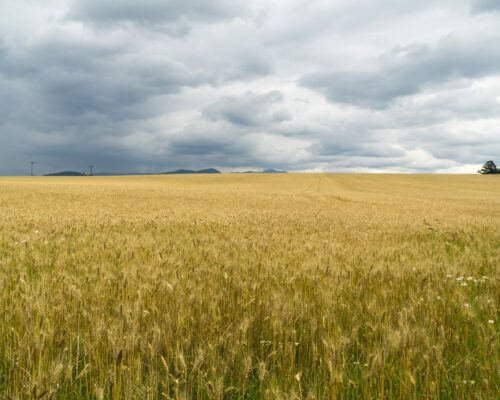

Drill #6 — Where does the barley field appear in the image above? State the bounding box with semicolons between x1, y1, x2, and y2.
0;174;498;399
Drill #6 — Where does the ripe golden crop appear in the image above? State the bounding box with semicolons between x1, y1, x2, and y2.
0;174;498;399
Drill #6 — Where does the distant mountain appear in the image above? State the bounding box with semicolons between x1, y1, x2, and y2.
232;168;288;174
45;171;86;176
162;168;221;175
93;169;221;176
197;168;220;174
94;172;154;176
40;168;282;176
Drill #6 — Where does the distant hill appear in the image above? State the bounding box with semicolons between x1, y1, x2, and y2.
94;172;154;176
40;168;284;176
84;169;221;176
45;171;86;176
162;168;221;175
233;169;288;174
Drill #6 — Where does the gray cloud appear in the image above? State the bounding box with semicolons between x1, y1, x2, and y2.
301;36;500;108
472;0;500;13
1;0;500;174
203;91;291;127
160;132;256;171
0;33;202;138
0;12;272;129
70;0;249;27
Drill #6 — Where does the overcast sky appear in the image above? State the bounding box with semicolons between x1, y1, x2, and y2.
1;0;499;174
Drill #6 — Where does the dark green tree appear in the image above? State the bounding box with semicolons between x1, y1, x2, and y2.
478;160;498;174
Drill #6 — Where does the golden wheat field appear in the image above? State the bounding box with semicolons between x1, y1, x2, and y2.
0;174;498;399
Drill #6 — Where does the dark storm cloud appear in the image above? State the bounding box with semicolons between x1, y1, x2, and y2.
0;11;272;174
300;36;500;108
164;92;296;168
203;91;291;127
167;134;255;167
0;19;272;129
163;125;259;170
0;31;205;125
0;29;202;173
